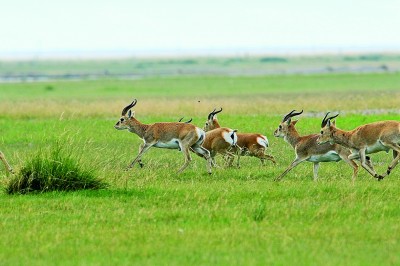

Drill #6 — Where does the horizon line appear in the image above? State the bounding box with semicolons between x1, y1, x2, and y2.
1;46;400;60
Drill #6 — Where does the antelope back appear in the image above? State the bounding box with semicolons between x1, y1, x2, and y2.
203;127;237;151
237;133;269;148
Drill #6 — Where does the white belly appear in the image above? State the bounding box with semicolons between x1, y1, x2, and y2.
307;151;341;162
366;141;390;154
154;139;181;149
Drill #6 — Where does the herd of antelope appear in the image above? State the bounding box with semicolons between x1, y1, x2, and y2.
1;99;399;182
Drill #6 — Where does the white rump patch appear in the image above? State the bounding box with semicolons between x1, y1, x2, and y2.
195;127;206;145
257;136;269;148
222;130;237;146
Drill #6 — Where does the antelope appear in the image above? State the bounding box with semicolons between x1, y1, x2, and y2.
204;108;275;167
0;150;14;174
317;112;400;180
202;127;238;167
114;99;213;174
177;112;238;167
274;110;358;181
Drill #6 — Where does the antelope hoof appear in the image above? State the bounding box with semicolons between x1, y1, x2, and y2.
139;162;144;168
378;175;384;181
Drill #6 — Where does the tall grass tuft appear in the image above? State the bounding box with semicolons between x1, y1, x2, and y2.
252;202;267;222
6;143;107;194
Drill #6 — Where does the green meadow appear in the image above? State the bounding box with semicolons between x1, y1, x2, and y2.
1;72;400;265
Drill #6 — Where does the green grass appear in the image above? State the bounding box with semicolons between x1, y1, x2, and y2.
6;142;107;194
1;72;400;265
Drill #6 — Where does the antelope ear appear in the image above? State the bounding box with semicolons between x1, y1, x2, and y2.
286;118;291;125
331;120;336;126
327;119;331;127
128;110;134;118
292;120;298;125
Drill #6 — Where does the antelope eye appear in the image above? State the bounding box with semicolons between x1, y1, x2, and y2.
120;118;124;122
279;125;282;129
320;131;323;134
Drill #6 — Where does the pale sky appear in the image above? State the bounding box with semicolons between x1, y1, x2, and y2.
1;0;400;57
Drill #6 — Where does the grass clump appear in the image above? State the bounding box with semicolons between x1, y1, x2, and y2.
6;144;107;194
252;201;267;222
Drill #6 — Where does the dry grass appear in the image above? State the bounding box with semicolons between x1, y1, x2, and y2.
1;90;399;119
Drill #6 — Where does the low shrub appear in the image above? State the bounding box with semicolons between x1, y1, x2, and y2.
6;145;107;194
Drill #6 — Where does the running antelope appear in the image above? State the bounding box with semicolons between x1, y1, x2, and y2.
178;111;238;167
0;151;14;174
114;99;213;174
202;127;238;167
204;108;275;167
274;110;358;181
317;112;400;180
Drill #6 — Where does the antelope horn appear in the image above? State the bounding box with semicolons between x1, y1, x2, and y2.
321;112;330;127
321;112;339;127
207;109;216;120
208;107;223;120
213;107;223;116
121;99;137;116
178;117;193;123
282;110;303;122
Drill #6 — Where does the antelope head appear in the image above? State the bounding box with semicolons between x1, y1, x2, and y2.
114;99;137;130
204;108;222;131
317;112;339;145
274;110;303;138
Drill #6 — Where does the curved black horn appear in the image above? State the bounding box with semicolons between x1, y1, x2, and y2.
282;109;303;122
329;113;339;120
121;99;137;116
292;110;303;117
321;112;331;127
207;109;216;120
328;113;339;123
213;107;223;116
178;117;193;123
282;110;295;122
207;107;223;120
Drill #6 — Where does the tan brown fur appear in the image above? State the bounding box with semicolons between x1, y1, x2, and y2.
202;127;238;166
274;110;358;181
204;108;275;167
318;115;400;180
115;100;213;174
0;150;14;174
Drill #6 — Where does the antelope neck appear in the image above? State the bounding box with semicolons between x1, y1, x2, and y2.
285;127;301;148
331;128;351;147
128;118;149;137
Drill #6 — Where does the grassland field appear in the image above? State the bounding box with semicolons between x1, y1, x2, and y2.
1;72;400;265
